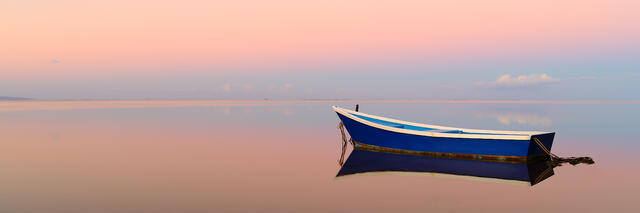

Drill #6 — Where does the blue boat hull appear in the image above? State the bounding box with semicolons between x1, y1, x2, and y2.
336;113;554;162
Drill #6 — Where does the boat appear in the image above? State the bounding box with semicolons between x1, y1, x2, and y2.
336;148;554;186
333;106;555;163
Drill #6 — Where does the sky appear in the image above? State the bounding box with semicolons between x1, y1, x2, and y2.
1;0;639;100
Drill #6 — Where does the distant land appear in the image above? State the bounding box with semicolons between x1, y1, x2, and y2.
0;96;31;100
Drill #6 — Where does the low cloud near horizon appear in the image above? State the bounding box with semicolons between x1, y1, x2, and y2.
475;73;559;88
217;82;293;94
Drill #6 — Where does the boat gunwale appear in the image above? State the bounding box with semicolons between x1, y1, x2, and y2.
333;106;551;140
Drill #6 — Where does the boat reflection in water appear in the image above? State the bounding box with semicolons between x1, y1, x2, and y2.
337;148;555;186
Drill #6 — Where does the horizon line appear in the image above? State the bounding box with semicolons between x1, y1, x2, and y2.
3;99;639;104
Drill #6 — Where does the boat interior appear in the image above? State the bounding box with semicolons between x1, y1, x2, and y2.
340;108;537;136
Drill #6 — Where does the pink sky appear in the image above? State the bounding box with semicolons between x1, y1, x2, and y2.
2;0;639;75
1;1;639;100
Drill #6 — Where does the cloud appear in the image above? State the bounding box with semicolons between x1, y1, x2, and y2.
268;83;294;93
241;84;254;92
576;76;597;80
495;113;552;127
221;83;231;92
438;84;459;89
218;83;254;93
477;112;552;127
50;59;60;63
476;73;559;88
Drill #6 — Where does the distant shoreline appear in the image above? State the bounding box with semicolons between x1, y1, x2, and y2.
0;96;31;100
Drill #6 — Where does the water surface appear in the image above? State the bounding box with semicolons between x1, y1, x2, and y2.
1;100;637;212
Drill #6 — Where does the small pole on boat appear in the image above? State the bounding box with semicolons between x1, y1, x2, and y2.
355;104;359;112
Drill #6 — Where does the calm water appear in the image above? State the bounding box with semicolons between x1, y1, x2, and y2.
1;100;638;212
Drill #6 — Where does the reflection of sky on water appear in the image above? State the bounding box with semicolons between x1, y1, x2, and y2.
476;112;553;127
0;101;638;212
496;113;552;126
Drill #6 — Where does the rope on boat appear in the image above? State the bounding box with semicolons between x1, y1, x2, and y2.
533;137;594;166
338;121;354;166
533;137;559;158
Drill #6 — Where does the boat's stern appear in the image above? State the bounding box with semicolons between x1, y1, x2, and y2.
527;132;556;160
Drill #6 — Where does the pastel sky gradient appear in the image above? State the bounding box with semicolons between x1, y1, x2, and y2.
1;0;639;100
